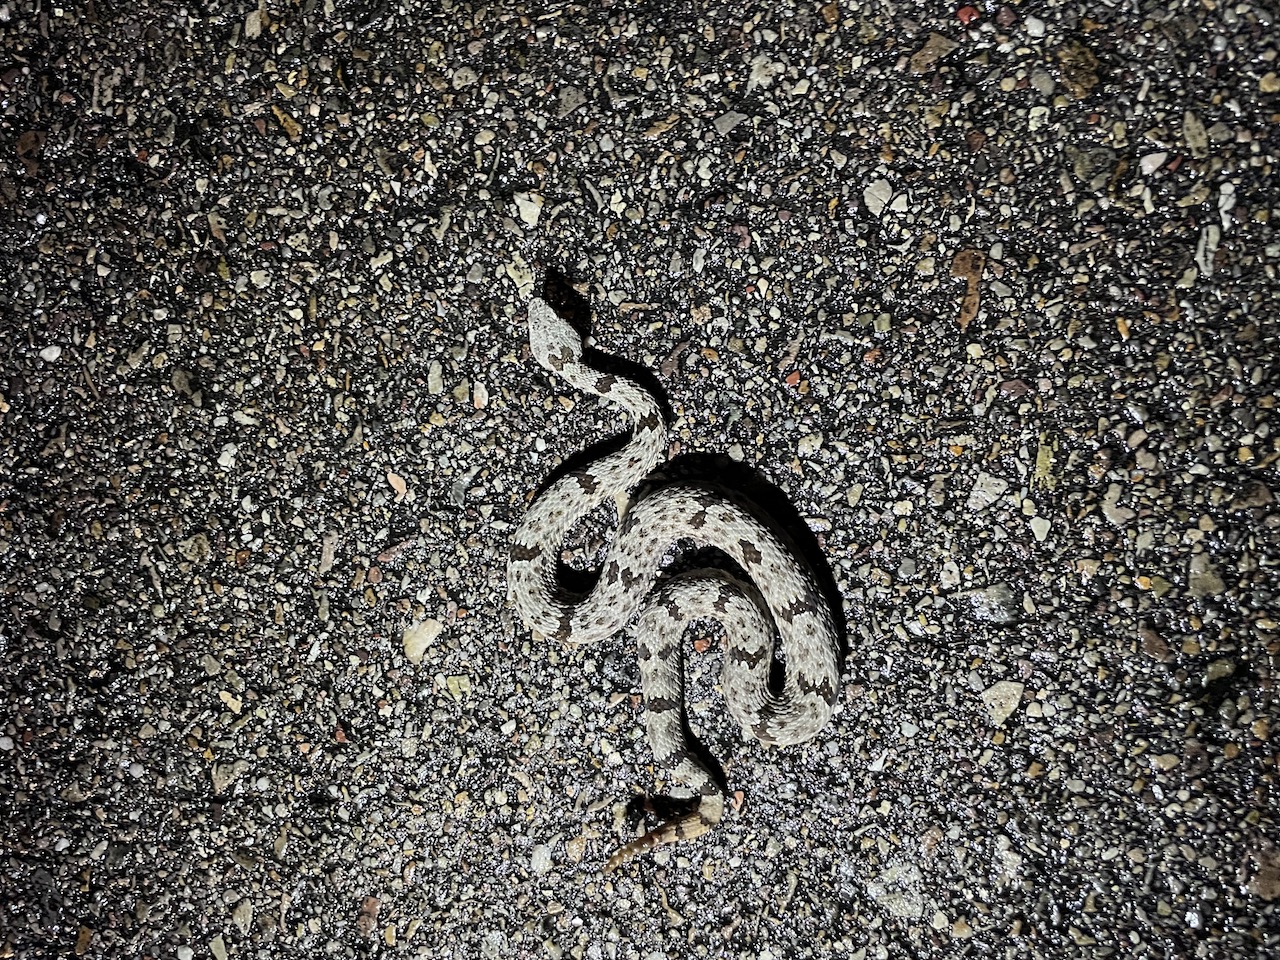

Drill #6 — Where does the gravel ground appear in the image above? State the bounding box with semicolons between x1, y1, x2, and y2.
2;1;1278;957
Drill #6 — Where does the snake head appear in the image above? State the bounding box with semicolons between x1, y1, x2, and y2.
527;296;583;371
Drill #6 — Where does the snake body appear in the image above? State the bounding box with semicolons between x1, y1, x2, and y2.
507;296;840;870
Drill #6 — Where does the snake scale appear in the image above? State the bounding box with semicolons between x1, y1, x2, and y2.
507;296;840;870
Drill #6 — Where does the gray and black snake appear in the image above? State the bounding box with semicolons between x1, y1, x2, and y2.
507;296;840;870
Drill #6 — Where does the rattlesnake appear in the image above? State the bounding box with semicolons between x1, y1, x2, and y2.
507;296;840;870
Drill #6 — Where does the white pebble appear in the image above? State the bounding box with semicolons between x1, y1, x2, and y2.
514;192;543;227
966;472;1010;511
530;843;554;875
1029;515;1051;542
403;618;444;665
863;178;893;217
981;681;1025;726
1140;152;1168;175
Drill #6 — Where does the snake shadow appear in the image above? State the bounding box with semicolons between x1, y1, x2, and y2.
651;450;851;667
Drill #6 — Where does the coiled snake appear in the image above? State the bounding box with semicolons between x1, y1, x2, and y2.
507;296;840;870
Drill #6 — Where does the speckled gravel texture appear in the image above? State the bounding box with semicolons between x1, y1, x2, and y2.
3;1;1279;957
